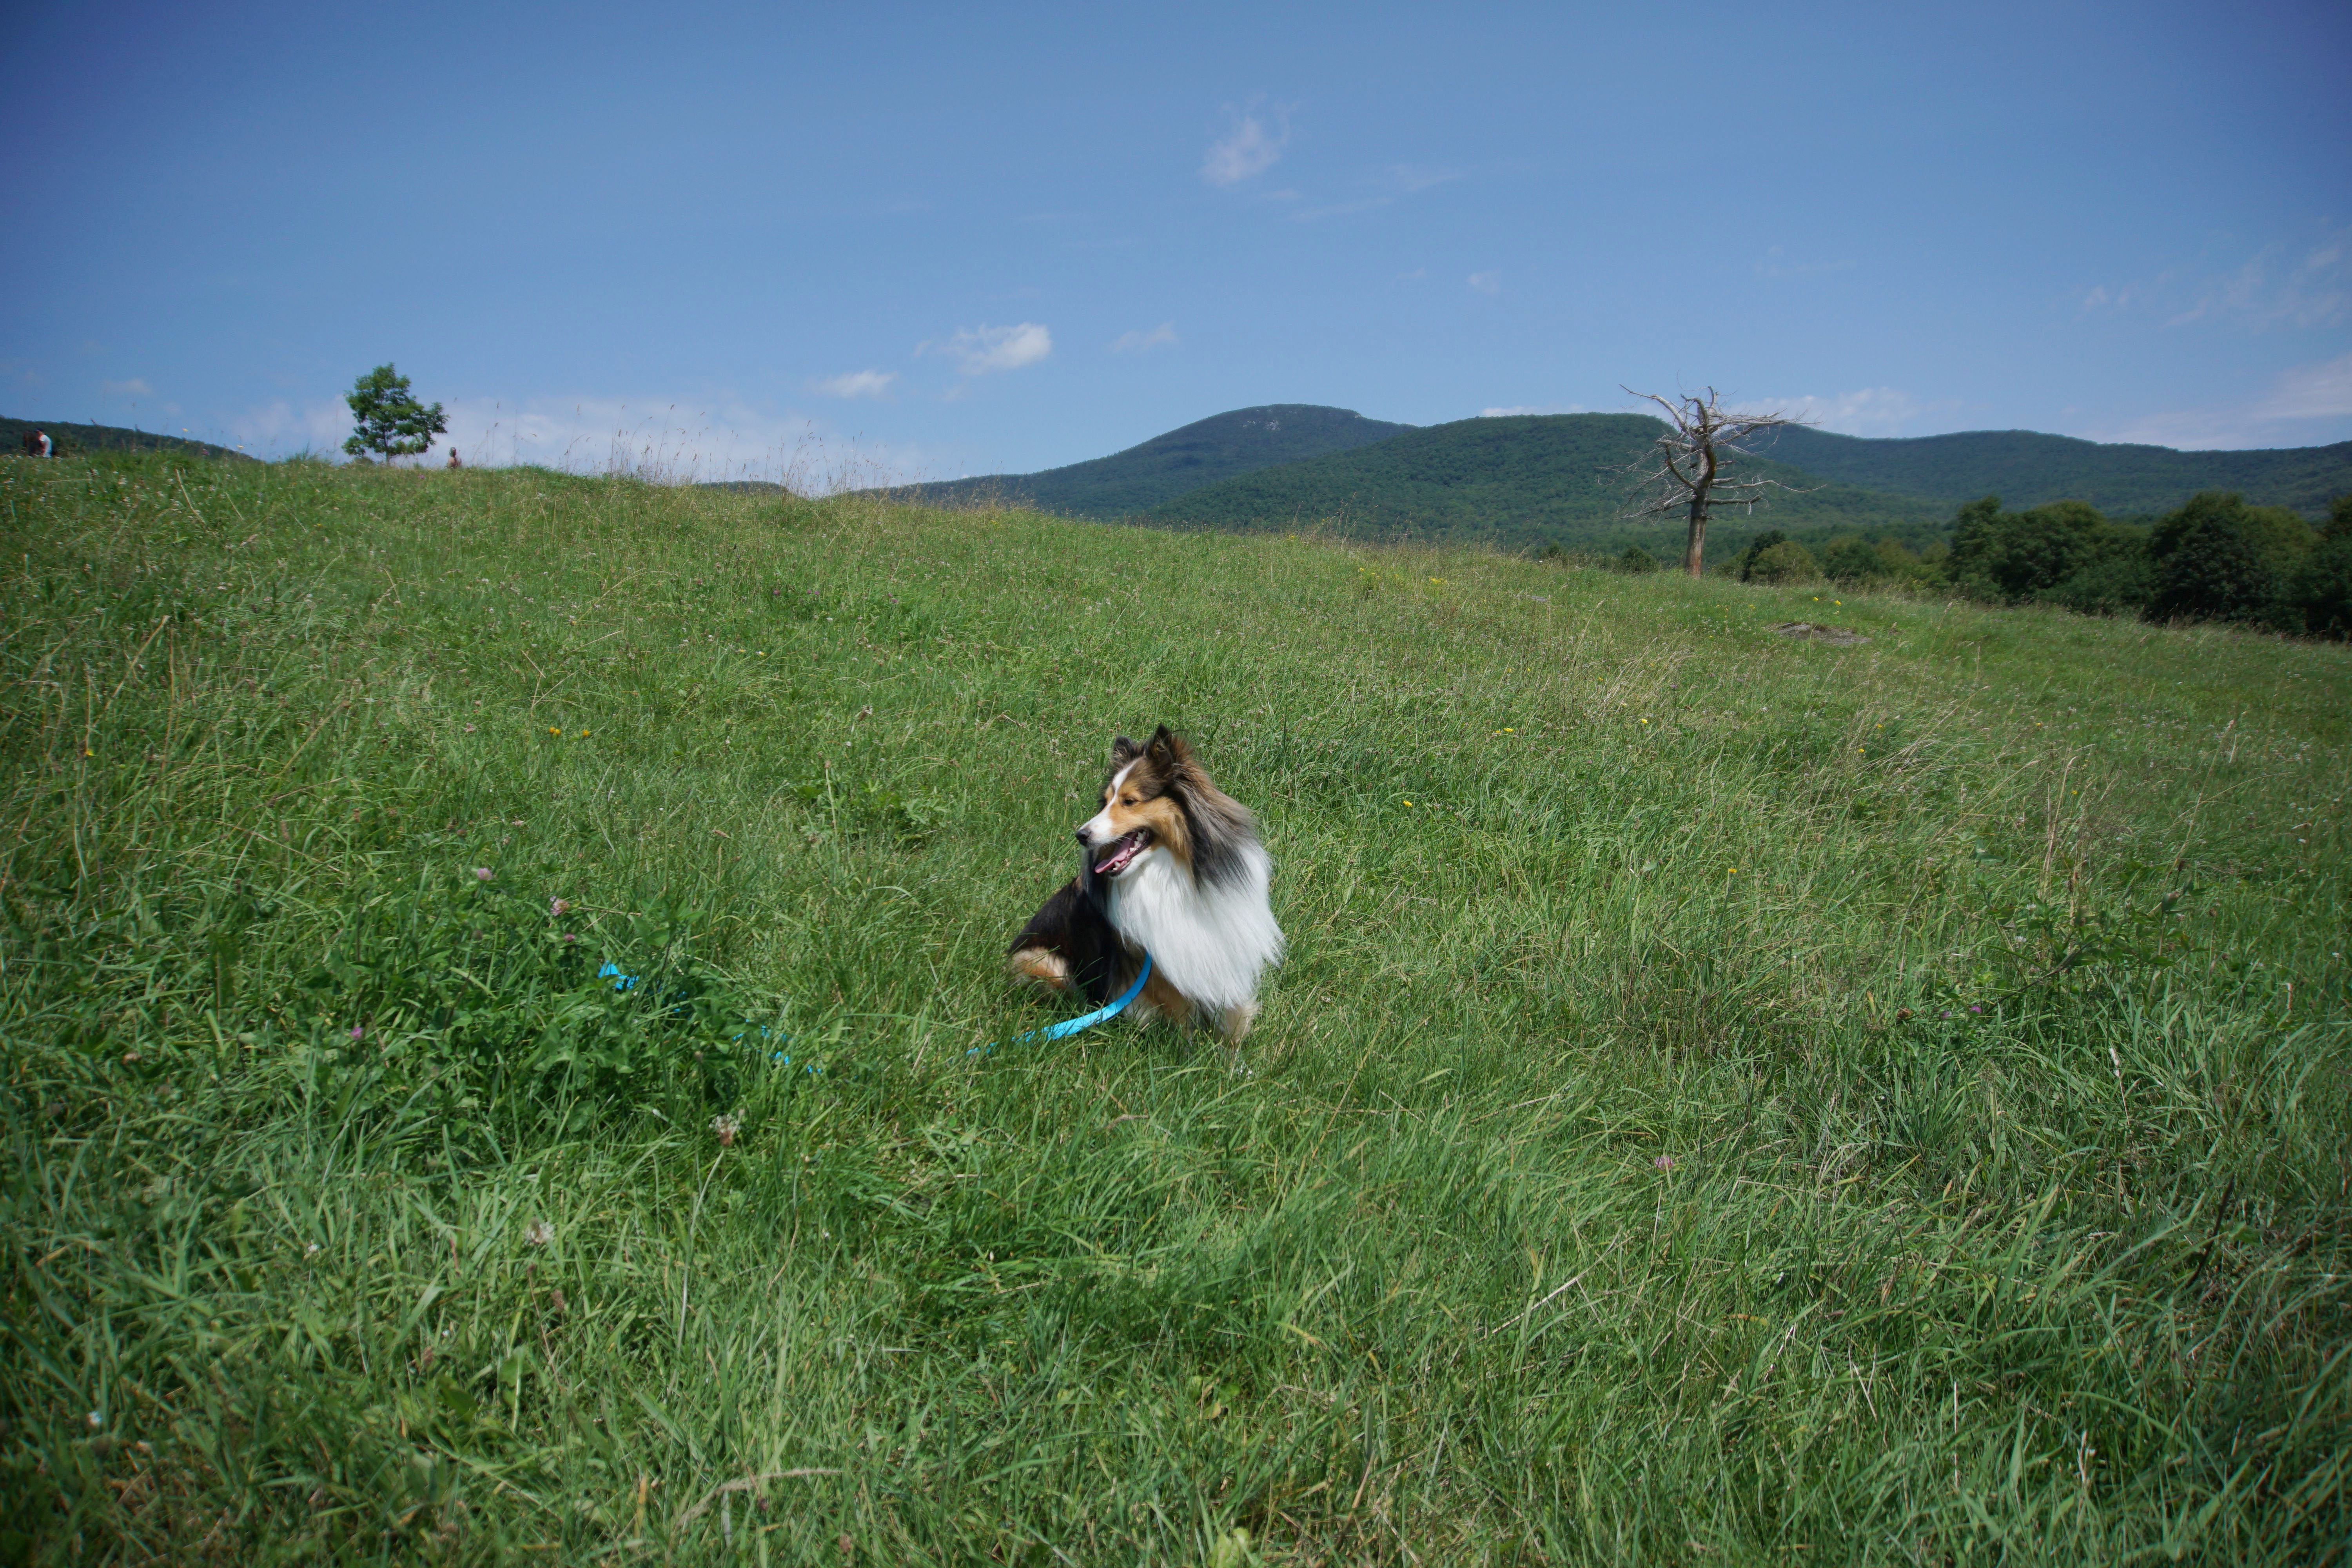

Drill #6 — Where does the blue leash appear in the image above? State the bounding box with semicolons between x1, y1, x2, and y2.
970;953;1154;1058
599;960;816;1073
595;948;1151;1070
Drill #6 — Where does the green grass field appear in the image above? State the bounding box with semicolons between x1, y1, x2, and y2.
3;453;2347;1565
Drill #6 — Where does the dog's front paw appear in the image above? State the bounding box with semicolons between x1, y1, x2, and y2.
1009;947;1072;991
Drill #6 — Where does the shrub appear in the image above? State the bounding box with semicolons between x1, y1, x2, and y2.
2149;489;2316;577
1945;496;2005;588
1819;536;1884;583
2147;516;2272;624
2290;535;2352;638
2040;548;2154;616
2287;494;2352;637
1615;544;1658;574
1874;537;1943;585
2144;490;2316;628
1537;541;1602;570
1735;530;1789;581
1744;539;1818;584
1947;497;2126;603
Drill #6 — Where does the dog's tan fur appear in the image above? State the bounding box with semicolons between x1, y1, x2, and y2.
1007;727;1281;1048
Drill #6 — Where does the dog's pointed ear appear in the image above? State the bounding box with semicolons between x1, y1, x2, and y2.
1110;734;1142;767
1147;724;1191;768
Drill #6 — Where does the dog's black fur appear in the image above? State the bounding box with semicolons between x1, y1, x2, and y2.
1006;866;1129;1004
1007;726;1279;1036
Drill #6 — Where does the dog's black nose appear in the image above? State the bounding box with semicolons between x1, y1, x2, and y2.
1073;826;1091;846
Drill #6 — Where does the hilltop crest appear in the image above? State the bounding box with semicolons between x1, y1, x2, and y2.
2;416;254;463
885;403;1412;517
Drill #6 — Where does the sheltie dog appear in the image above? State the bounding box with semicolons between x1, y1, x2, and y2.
1008;726;1284;1041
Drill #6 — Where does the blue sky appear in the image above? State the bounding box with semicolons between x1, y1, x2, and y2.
5;0;2348;482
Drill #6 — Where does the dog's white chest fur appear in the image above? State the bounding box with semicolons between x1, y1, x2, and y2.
1106;842;1284;1013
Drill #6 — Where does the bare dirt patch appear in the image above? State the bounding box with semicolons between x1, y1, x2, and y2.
1772;621;1870;645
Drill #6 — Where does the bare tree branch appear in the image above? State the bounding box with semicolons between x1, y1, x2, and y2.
1619;387;1816;576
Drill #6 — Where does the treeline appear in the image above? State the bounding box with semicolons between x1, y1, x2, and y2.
1585;490;2352;639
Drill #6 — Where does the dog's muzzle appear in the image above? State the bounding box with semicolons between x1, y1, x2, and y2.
1087;829;1151;877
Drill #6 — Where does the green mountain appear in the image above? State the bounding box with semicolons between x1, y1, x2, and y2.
1753;425;2352;517
2;416;255;463
1136;413;1942;554
888;403;1412;516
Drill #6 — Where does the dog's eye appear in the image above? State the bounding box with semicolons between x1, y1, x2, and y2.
1121;795;1137;805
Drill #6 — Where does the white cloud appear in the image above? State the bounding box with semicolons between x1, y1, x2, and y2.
925;322;1053;376
226;392;930;488
1468;271;1501;296
439;398;789;481
229;398;351;454
2254;350;2352;419
813;369;896;400
1201;103;1288;187
2092;352;2352;449
2080;282;2141;313
438;396;938;489
1387;164;1461;194
1109;322;1178;354
2081;229;2349;331
1291;196;1389;222
2177;241;2346;328
100;377;154;398
1736;387;1940;437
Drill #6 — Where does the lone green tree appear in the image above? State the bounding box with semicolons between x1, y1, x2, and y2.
343;364;448;464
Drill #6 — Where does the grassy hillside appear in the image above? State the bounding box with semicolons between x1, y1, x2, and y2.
1139;413;1945;554
3;452;2348;1563
1;416;254;463
1757;425;2352;518
889;404;1413;517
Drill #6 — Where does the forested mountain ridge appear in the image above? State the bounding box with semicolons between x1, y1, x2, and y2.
1753;425;2351;517
1136;414;1940;552
882;404;1412;517
879;405;2349;557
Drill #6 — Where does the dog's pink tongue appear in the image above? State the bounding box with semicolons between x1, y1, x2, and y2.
1093;832;1143;875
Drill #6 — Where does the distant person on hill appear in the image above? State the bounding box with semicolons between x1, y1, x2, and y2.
446;448;463;470
22;429;52;457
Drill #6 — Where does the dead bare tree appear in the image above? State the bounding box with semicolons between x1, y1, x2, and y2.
1621;388;1813;577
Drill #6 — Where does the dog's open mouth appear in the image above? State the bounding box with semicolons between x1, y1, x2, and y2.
1092;829;1151;877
